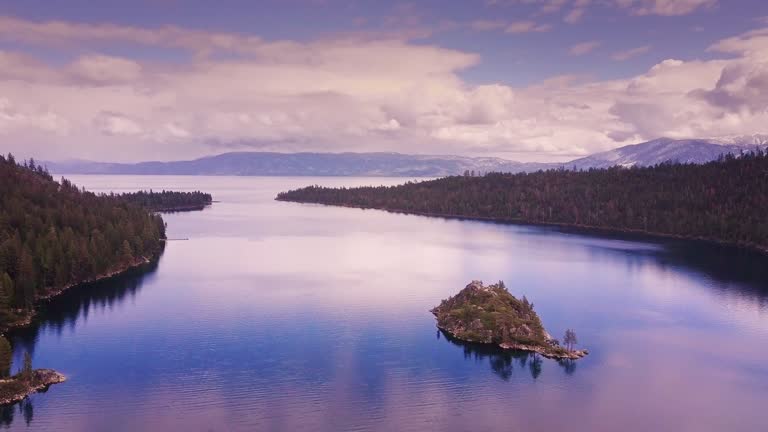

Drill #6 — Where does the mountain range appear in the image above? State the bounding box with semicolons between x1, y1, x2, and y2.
47;135;768;177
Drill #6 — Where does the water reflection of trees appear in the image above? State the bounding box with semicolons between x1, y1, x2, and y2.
438;330;576;381
1;260;159;428
0;397;34;429
582;234;768;308
9;260;159;357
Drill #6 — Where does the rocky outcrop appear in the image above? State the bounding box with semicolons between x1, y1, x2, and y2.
432;281;588;360
0;369;66;406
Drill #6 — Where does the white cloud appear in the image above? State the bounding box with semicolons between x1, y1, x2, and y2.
164;123;191;138
505;21;552;33
485;0;712;23
69;55;143;83
0;97;70;135
469;20;507;31
612;45;652;61
94;112;143;136
614;0;717;16
569;41;601;56
0;16;766;163
564;7;587;23
375;119;402;131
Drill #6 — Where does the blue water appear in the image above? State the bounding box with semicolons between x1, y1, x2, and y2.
5;175;768;431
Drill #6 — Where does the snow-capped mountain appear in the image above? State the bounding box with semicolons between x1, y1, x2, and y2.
705;134;768;146
562;137;756;170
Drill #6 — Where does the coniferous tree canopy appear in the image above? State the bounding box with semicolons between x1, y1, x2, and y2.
0;336;10;378
119;190;212;212
0;155;166;327
277;150;768;252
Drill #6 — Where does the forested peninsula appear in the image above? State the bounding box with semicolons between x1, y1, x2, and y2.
0;155;167;332
277;150;768;253
0;155;218;404
120;190;213;212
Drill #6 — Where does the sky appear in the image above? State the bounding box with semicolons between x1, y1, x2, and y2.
0;0;767;163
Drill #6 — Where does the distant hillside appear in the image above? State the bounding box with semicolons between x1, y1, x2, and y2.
48;152;552;177
47;135;766;177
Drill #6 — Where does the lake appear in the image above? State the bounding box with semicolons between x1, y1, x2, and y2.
5;175;768;431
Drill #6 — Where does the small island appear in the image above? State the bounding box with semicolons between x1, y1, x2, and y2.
431;280;587;360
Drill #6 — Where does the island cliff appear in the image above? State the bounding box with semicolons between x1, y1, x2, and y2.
431;281;587;360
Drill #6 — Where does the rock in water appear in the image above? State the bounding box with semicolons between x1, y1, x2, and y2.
431;281;588;360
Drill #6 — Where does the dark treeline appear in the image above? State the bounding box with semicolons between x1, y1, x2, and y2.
277;150;768;252
0;155;166;328
119;190;213;212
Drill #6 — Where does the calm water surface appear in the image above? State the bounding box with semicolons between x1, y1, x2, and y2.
5;175;768;431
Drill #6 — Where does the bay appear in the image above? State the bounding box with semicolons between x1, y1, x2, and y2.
5;175;768;431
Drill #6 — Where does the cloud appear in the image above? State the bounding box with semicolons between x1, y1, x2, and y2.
569;41;601;56
0;15;267;56
69;55;143;83
485;0;712;22
540;0;569;13
505;21;552;33
0;50;58;82
469;20;508;31
486;0;581;15
614;0;717;16
612;45;652;60
0;97;70;135
94;112;143;136
0;16;767;163
564;7;587;23
164;123;190;138
708;27;768;57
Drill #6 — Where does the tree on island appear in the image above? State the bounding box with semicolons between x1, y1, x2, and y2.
20;352;32;382
0;337;10;378
121;240;134;263
563;329;578;352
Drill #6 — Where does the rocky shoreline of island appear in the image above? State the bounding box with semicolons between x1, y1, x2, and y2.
436;323;588;360
0;369;67;406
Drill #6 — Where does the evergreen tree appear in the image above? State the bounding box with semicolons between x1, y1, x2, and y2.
277;148;768;253
563;329;578;352
121;240;134;263
0;155;169;324
21;352;32;381
0;336;11;378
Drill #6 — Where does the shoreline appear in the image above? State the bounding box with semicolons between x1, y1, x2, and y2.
150;202;212;213
436;325;588;361
1;251;162;335
276;198;768;256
